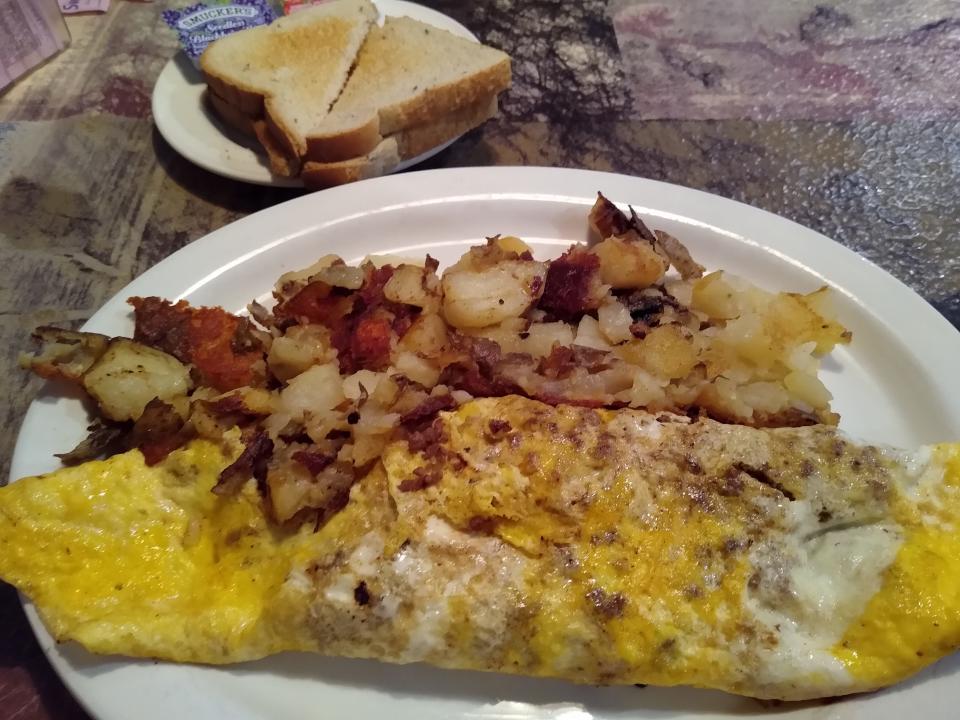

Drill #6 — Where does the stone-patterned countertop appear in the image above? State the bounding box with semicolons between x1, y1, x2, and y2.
1;1;958;717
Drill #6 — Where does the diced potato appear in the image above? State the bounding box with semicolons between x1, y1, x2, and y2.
697;377;754;422
785;341;819;374
770;289;850;355
448;240;532;273
737;381;790;414
82;339;192;422
213;386;275;415
279;363;345;421
467;318;528;354
493;235;533;255
596;363;636;395
383;264;440;311
20;327;110;381
520;322;575;357
393;351;441;388
342;370;384;401
696;338;738;380
266;460;313;523
691;271;740;320
398;313;449;356
597;298;634;344
275;254;341;291
312;264;364;290
356;403;400;434
268;325;337;382
617;325;698;380
784;370;832;408
617;367;668;408
265;446;355;523
371;374;400;405
351;433;390;466
574;315;613;351
442;260;546;329
664;278;694;307
590;235;667;289
723;314;778;369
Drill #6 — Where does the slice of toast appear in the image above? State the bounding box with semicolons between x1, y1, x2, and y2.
206;89;256;138
304;16;511;163
199;0;377;158
253;120;302;177
206;90;302;177
301;93;498;189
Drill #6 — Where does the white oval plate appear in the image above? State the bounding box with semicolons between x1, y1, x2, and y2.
151;0;478;187
11;167;960;720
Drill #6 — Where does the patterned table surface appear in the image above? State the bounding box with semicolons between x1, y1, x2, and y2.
0;1;957;717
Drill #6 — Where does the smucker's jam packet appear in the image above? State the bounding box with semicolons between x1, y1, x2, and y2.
162;0;278;67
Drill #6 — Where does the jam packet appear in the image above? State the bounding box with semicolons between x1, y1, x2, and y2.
162;0;277;66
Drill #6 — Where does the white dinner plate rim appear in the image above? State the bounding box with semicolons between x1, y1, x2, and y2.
151;0;479;187
10;165;960;720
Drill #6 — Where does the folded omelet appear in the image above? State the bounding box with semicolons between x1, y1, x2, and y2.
2;396;959;700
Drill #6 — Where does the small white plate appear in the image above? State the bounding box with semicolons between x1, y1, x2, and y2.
11;167;960;720
151;0;479;187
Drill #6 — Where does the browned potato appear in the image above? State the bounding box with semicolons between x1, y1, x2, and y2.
82;339;192;421
19;327;110;381
383;264;441;311
267;325;337;382
617;325;698;380
691;271;740;320
398;313;450;357
591;234;668;289
442;260;547;329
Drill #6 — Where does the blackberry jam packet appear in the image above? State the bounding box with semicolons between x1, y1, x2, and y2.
162;0;278;66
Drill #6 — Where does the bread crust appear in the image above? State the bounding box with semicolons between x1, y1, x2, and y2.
206;89;258;138
263;98;305;158
301;138;400;189
253;120;302;177
305;118;382;164
395;94;498;159
199;64;265;118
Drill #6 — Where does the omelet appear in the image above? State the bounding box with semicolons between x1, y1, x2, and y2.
2;396;959;700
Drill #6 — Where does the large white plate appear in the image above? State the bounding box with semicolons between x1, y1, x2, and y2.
11;167;960;720
151;0;478;187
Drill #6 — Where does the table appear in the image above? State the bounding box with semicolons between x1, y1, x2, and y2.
1;1;957;717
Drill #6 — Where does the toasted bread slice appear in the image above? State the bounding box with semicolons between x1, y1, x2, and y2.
205;90;301;177
206;89;257;138
200;0;377;158
301;137;402;189
304;16;510;163
301;93;498;189
253;120;302;177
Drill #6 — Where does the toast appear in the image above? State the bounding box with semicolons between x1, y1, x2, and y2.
301;94;498;189
206;89;256;138
253;120;302;177
206;89;301;176
304;16;511;163
199;0;377;158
